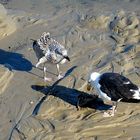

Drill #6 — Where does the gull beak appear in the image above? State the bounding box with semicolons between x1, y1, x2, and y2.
64;56;70;61
87;82;92;91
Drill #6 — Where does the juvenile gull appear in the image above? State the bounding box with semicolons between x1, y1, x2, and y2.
87;72;140;117
32;32;70;81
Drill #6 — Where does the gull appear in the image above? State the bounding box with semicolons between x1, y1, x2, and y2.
32;32;70;81
87;72;140;117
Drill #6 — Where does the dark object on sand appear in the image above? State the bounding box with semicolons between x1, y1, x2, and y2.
76;93;104;110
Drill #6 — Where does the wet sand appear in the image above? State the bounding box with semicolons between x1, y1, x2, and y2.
0;0;140;139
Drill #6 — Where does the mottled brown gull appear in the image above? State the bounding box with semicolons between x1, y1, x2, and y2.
32;32;70;81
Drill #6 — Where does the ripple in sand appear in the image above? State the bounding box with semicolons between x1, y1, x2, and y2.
109;10;140;75
0;4;16;39
0;66;13;94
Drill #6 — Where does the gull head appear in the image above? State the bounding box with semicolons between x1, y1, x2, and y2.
89;72;100;82
87;72;100;91
41;32;51;42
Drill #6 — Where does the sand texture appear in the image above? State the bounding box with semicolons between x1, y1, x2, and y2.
0;4;16;39
0;0;140;139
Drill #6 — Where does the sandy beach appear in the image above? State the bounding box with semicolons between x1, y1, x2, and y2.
0;0;140;139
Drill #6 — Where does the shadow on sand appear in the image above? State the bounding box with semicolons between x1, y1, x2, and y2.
32;84;111;110
0;49;32;71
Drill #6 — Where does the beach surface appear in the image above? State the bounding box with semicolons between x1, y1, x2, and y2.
0;0;140;139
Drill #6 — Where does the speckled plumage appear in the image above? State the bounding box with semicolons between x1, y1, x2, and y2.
36;32;68;64
32;32;70;81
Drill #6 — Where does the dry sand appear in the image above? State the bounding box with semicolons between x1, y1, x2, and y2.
0;0;140;139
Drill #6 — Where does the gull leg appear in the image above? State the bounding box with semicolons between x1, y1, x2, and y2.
43;65;52;82
103;98;122;117
103;102;116;117
36;56;47;68
56;64;63;79
111;102;117;116
76;99;81;111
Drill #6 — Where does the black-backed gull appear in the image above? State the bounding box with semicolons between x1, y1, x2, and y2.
87;72;140;117
32;32;70;81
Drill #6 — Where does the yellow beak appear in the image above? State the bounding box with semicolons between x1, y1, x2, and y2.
87;83;92;91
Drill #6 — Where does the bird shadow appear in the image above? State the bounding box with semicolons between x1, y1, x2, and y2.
32;84;111;111
0;48;32;71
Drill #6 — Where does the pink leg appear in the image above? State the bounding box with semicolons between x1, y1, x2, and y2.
103;99;122;117
43;66;52;82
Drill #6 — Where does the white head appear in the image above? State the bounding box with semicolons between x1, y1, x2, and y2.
89;72;101;82
87;72;100;91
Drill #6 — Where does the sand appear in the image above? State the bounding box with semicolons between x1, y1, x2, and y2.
0;4;16;39
0;0;140;139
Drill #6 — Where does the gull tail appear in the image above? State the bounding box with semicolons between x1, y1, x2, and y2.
132;88;140;100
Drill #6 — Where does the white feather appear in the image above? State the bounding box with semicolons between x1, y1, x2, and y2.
90;72;111;101
130;89;140;99
123;81;130;84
